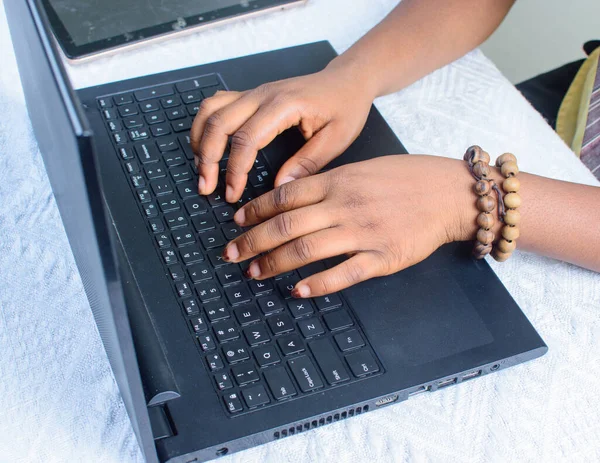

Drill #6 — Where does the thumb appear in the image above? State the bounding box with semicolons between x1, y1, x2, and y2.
275;123;350;187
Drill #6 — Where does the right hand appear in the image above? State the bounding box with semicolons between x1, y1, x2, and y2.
190;61;376;202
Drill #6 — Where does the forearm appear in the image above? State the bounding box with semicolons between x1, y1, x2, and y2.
329;0;515;98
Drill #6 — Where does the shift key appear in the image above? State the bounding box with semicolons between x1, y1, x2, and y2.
309;338;350;385
288;356;323;392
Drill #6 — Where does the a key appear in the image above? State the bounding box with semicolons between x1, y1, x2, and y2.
309;338;350;385
172;119;192;132
135;85;174;101
206;353;223;370
151;123;171;137
267;313;294;336
136;187;151;203
214;205;235;223
314;293;342;311
177;133;195;160
231;362;260;386
181;90;202;103
204;301;230;322
180;245;204;265
241;384;270;409
118;146;135;160
257;294;284;315
170;165;193;183
161;95;181;108
176;75;219;92
234;304;261;325
345;350;379;377
156;137;179;152
150;180;174;196
298;262;326;279
144;162;167;179
132;177;145;192
200;230;226;249
225;284;252;305
143;202;158;218
223;224;243;241
253;346;280;368
148;218;165;233
122;116;144;129
207;189;226;207
264;367;297;400
164;210;188;229
223;392;243;413
182;298;200;316
108;120;122;132
103;108;118;120
195;281;221;303
215;372;233;391
198;334;216;351
287;300;314;319
98;97;112;109
169;265;185;280
277;277;300;299
190;315;207;334
248;168;272;188
163;151;186;167
158;194;180;212
288;356;324;392
277;334;305;356
175;281;192;298
172;227;196;247
222;341;250;364
140;100;160;113
118;104;138;118
202;86;222;98
145;112;165;125
191;214;216;233
155;233;172;249
187;103;200;116
243;323;271;346
216;267;243;287
129;129;150;141
213;319;239;343
135;142;160;164
323;309;354;331
113;131;127;144
188;262;212;283
297;318;325;338
113;93;133;105
125;160;140;174
165;107;186;120
334;329;365;352
207;248;229;268
177;181;197;199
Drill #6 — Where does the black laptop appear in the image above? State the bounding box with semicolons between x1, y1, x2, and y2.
5;1;547;462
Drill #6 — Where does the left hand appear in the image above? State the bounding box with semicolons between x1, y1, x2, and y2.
221;155;475;297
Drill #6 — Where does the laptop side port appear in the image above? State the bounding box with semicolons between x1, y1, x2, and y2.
461;370;482;381
437;377;457;389
375;394;399;407
408;385;429;397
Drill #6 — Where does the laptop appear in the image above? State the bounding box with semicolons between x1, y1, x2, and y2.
5;1;548;462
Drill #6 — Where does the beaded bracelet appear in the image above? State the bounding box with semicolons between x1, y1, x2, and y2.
493;153;521;262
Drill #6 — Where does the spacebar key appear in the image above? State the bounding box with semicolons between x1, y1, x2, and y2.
288;356;323;392
309;338;350;385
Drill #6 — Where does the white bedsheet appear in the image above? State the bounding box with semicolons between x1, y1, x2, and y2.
1;0;599;462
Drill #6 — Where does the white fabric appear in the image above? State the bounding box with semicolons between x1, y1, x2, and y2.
1;0;599;462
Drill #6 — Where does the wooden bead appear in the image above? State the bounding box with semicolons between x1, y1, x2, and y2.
477;228;495;245
477;212;495;229
473;162;490;178
464;145;484;162
502;176;520;193
504;192;522;209
473;242;492;259
504;209;521;226
472;149;490;165
474;180;491;196
477;195;496;212
500;161;519;177
497;238;517;253
495;152;517;167
501;225;520;241
493;250;512;262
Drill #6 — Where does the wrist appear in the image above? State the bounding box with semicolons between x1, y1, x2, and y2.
325;53;381;101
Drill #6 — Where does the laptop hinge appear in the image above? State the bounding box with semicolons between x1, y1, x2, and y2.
148;405;175;441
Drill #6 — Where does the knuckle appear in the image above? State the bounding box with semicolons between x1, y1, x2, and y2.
274;212;296;238
292;236;315;262
295;155;320;177
204;112;224;135
198;99;216;119
344;263;366;285
225;157;246;176
272;183;295;211
260;254;279;276
314;276;332;296
231;128;255;151
238;230;259;255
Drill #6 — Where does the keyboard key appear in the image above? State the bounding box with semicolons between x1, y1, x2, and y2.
122;116;144;129
191;316;208;334
125;160;140;174
202;86;222;98
323;309;353;331
164;151;186;168
200;230;226;249
264;367;296;400
184;197;208;216
207;189;226;207
145;112;165;124
234;304;261;325
223;392;243;413
231;362;260;386
277;334;305;356
187;103;201;116
170;165;193;183
135;85;174;101
114;93;134;105
222;341;250;364
297;318;325;338
136;187;151;203
204;301;230;322
155;233;172;249
288;356;323;392
298;262;326;279
150;180;174;196
198;334;216;351
314;293;342;311
248;168;272;188
98;97;112;109
345;350;379;377
223;224;243;241
248;279;273;296
172;119;192;132
118;104;138;117
253;346;280;368
143;202;158;218
175;281;192;298
257;294;284;315
277;277;299;299
213;319;239;343
207;248;229;268
243;323;271;346
309;338;350;385
118;146;135;160
267;313;294;336
176;75;219;92
206;353;223;371
181;90;202;103
195;281;221;303
108;120;122;132
172;227;196;247
135;142;160;163
215;372;233;391
181;246;204;265
113;131;128;144
144;162;167;179
131;175;145;188
103;108;118;120
177;133;195;160
182;298;200;316
164;210;188;229
287;300;314;319
161;95;181;108
148;218;165;233
188;262;212;283
242;384;270;409
158;194;180;212
334;329;365;352
157;137;179;152
216;267;243;286
140;100;160;113
151;123;171;137
177;181;198;199
129;129;150;141
254;152;267;170
225;284;252;305
166;107;186;120
214;205;235;223
169;265;185;280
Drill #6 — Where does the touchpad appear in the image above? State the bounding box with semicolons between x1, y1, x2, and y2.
344;268;494;367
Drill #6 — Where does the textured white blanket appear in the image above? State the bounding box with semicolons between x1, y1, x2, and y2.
0;1;599;462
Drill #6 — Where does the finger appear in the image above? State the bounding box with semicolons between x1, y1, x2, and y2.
223;204;333;263
233;174;328;227
225;102;303;202
292;252;387;298
244;227;357;280
274;121;352;186
190;90;242;152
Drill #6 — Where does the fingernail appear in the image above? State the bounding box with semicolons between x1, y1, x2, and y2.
248;261;261;279
279;175;296;186
225;184;235;203
223;243;239;262
198;175;206;194
234;208;246;225
292;284;310;298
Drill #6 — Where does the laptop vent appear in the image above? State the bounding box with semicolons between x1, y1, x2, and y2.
273;405;370;440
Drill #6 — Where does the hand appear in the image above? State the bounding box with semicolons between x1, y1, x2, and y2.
221;155;476;297
190;60;376;203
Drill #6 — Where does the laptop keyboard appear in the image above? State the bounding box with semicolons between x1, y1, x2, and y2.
98;74;383;416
